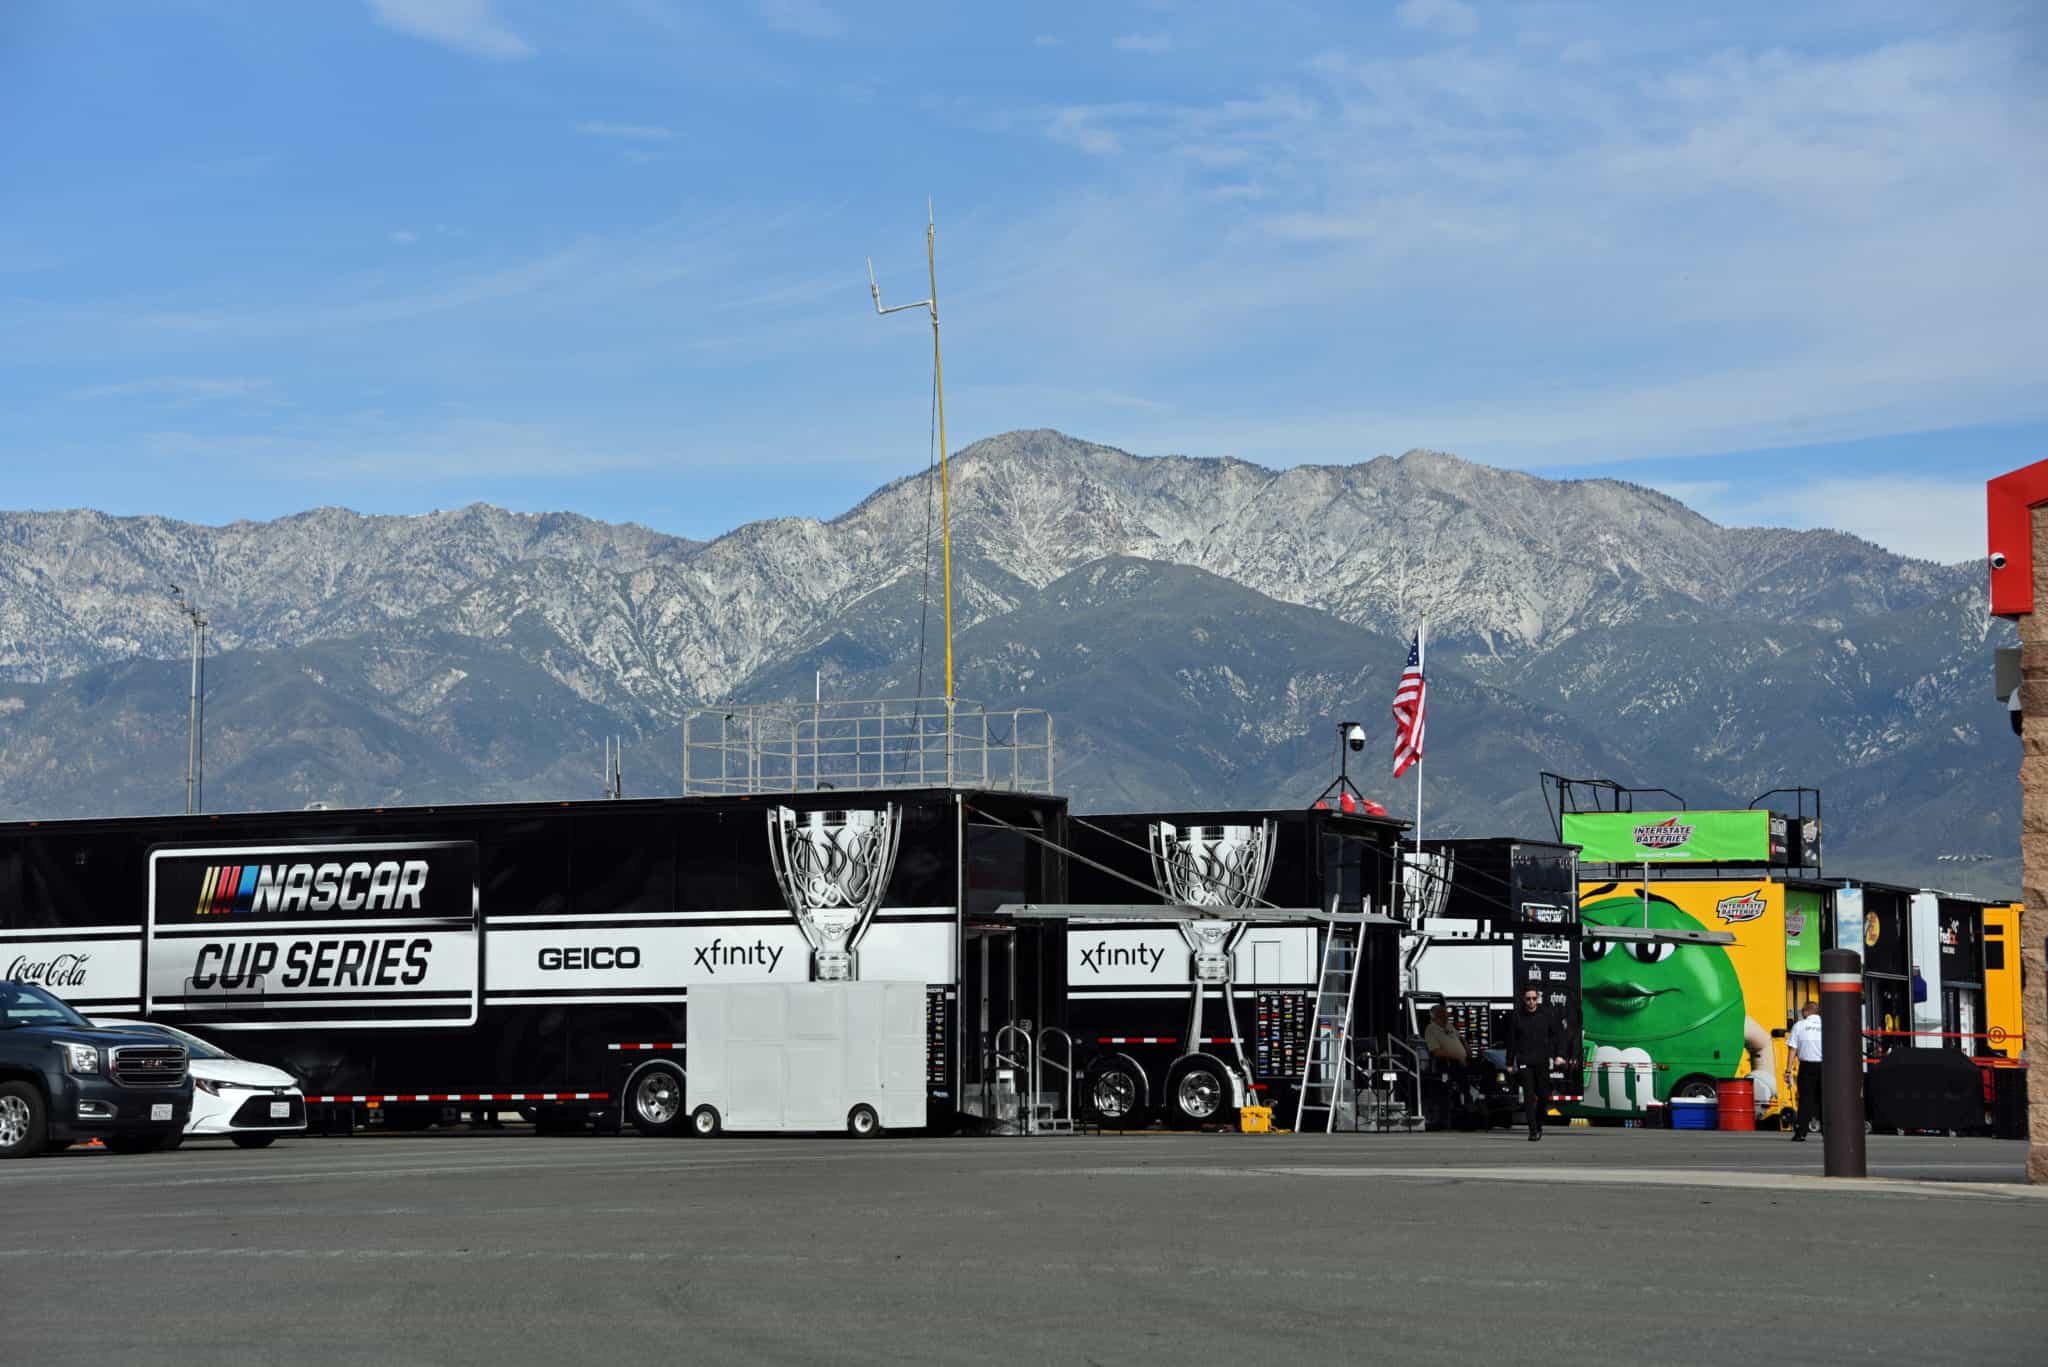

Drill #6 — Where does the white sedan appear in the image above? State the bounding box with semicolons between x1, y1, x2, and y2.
90;1020;304;1149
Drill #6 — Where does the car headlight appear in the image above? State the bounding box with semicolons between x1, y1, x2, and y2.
58;1041;100;1074
195;1077;231;1096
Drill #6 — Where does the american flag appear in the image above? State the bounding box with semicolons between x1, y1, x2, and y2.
1391;631;1426;777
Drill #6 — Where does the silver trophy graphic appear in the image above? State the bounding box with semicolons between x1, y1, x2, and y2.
768;805;902;981
1149;820;1277;1097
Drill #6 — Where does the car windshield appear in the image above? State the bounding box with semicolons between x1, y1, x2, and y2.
89;1019;233;1060
0;981;92;1029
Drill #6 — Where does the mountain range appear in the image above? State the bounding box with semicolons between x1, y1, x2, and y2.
0;430;2015;894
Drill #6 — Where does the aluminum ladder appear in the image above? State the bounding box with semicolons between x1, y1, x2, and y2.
1293;907;1367;1134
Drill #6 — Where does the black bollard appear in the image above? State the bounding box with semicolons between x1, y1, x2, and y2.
1820;948;1866;1178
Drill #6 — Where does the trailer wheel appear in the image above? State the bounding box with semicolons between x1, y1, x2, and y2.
1081;1056;1148;1129
688;1104;722;1138
1165;1055;1233;1130
1669;1075;1718;1103
0;1082;47;1160
627;1063;687;1137
847;1104;882;1138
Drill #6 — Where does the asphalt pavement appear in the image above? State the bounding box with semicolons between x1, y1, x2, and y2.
4;1127;2044;1366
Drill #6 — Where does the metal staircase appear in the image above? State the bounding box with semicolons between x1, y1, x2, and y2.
1293;906;1368;1134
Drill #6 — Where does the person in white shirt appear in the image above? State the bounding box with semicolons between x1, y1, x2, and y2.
1786;1001;1824;1141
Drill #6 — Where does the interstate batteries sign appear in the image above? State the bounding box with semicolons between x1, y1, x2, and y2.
1561;811;1774;865
146;841;479;1028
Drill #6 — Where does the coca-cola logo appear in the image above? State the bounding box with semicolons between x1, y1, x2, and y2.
6;953;92;989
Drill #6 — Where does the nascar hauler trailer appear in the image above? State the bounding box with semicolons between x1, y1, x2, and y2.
0;785;1064;1137
1002;805;1410;1131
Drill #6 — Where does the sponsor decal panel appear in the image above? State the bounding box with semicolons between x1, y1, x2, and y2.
147;842;479;1026
482;921;954;995
1632;817;1696;852
1715;890;1769;923
1;938;142;1005
1065;926;1315;988
1561;810;1774;864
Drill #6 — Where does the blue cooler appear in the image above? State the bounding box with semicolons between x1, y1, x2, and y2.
1670;1097;1718;1130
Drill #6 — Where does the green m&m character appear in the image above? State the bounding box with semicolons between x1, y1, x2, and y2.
1579;892;1776;1113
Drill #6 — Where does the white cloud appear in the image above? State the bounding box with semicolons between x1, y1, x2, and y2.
576;121;677;141
389;230;419;244
755;0;846;40
1033;35;1061;48
1396;0;1477;39
1047;105;1145;156
1558;38;1602;65
141;418;654;483
994;27;2048;472
365;0;531;60
1114;34;1172;54
1672;475;1987;565
66;377;274;404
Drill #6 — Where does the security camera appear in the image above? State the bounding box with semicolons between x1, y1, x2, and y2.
1344;722;1367;752
1991;551;2009;570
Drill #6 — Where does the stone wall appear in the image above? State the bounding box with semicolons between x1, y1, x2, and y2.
2019;508;2048;1182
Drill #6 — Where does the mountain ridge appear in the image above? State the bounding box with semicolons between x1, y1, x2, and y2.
0;430;2012;892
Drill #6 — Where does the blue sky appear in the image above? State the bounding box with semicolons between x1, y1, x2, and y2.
1;1;2041;563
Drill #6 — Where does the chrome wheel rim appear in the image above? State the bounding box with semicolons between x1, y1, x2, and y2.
634;1073;680;1125
1177;1071;1222;1119
0;1095;28;1146
1092;1072;1136;1119
692;1109;716;1135
851;1109;875;1134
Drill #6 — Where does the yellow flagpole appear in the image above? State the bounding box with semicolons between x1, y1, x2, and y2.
926;201;953;703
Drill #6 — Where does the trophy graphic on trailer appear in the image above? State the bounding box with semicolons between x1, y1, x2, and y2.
768;806;903;982
1149;820;1278;1107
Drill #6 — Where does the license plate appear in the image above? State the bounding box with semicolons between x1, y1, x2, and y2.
151;1103;173;1121
270;1101;291;1119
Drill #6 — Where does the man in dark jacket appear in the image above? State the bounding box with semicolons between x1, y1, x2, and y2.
1509;988;1567;1141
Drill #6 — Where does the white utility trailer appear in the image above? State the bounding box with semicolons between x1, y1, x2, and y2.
685;981;927;1137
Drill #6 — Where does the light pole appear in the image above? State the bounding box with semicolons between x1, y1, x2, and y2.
169;585;207;815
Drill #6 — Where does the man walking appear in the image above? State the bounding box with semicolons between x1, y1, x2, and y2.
1508;988;1566;1141
1787;1000;1824;1141
1423;1005;1469;1129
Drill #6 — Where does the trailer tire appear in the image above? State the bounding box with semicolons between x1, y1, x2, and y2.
626;1063;687;1137
1669;1075;1718;1103
1165;1054;1234;1130
1081;1055;1149;1129
688;1104;722;1138
0;1082;48;1159
847;1104;882;1138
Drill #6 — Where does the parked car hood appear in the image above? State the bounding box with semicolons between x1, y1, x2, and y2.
4;1022;183;1051
190;1058;299;1089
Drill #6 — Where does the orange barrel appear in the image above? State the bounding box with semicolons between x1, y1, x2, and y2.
1716;1078;1756;1131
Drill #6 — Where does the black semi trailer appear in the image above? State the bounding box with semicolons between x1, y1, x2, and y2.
0;788;1064;1135
1046;807;1408;1129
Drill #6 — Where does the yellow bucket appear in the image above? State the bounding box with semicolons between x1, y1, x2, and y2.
1239;1105;1274;1133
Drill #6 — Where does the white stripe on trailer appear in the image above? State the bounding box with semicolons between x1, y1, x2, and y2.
304;1091;608;1103
606;1042;685;1051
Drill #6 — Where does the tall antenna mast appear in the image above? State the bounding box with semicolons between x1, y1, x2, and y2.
867;199;954;705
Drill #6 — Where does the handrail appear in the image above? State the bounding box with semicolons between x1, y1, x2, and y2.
1036;1027;1076;1130
992;1024;1037;1133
